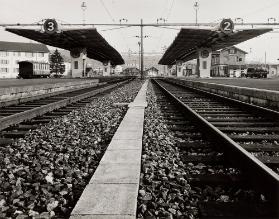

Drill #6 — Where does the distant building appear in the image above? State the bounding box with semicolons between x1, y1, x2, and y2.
211;46;247;77
145;67;159;77
122;67;140;76
0;41;49;78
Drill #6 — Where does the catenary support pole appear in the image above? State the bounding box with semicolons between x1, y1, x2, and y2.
140;19;144;80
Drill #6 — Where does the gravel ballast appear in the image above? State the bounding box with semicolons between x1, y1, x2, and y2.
0;80;143;219
137;82;262;219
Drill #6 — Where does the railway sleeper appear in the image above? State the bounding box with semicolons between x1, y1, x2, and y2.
241;143;279;152
219;127;279;133
187;173;246;187
198;201;277;218
206;117;265;122
229;134;279;141
211;122;275;127
182;154;224;164
0;138;13;146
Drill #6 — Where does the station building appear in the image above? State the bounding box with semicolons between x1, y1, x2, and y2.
210;46;247;77
145;67;159;77
0;41;49;78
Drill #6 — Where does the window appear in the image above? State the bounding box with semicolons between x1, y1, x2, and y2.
239;57;243;62
13;68;19;73
178;67;181;72
229;49;236;54
202;61;207;69
38;53;44;57
104;67;107;72
74;61;78;69
1;68;9;73
25;52;34;57
0;60;9;64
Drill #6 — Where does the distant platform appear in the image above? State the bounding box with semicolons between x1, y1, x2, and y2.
187;78;279;91
0;78;97;88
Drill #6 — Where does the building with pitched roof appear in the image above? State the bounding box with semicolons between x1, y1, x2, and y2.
0;41;49;78
211;46;247;77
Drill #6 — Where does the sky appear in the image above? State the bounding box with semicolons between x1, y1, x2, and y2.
0;0;279;63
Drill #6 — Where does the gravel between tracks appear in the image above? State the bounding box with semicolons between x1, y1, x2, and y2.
137;83;262;219
0;80;143;219
137;83;197;219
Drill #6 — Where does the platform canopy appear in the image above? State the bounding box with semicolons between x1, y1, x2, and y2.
159;28;272;65
6;28;124;65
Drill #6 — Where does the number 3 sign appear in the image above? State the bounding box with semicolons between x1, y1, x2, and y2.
43;19;58;34
220;19;234;34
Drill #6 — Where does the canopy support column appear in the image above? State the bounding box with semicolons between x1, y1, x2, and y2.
70;48;87;78
102;61;111;76
197;48;212;78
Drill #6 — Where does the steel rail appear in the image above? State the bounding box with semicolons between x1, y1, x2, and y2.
166;78;279;121
153;79;279;212
0;80;129;131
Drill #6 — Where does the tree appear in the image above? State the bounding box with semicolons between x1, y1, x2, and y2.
49;49;65;77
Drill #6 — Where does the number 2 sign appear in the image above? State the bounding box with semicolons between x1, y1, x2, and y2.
220;19;234;34
43;19;58;34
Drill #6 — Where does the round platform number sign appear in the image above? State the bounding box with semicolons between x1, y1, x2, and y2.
220;19;234;34
201;49;209;58
43;19;58;34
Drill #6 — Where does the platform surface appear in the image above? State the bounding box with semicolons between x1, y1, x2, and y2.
70;80;148;219
185;77;279;91
0;78;98;88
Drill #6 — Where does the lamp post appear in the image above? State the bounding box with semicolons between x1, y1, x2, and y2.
193;2;199;25
81;2;87;26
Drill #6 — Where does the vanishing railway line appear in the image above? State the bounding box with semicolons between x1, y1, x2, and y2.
0;78;131;145
152;79;279;218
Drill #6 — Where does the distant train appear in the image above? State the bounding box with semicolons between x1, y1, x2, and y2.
18;61;50;79
245;67;268;78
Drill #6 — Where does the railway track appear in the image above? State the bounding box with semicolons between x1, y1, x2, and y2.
151;79;279;218
0;79;130;146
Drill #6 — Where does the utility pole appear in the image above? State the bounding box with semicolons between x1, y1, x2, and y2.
140;19;144;80
138;41;141;70
194;2;199;25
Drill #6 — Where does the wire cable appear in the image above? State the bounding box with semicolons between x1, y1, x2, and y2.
99;0;115;22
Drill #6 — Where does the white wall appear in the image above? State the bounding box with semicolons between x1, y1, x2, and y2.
0;51;49;78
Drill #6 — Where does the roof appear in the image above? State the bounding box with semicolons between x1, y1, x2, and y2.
0;41;49;53
222;46;248;54
6;28;124;65
146;67;159;71
159;28;272;65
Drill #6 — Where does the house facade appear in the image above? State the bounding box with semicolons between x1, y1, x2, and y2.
0;41;49;78
211;46;247;77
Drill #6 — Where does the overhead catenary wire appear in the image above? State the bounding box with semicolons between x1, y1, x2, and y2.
98;0;130;53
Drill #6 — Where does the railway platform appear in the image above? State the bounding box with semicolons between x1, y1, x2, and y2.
171;77;279;111
70;80;148;219
0;78;100;107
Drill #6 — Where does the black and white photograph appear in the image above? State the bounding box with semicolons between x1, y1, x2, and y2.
0;0;279;218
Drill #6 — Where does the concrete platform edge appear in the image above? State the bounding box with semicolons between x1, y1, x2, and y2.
70;80;148;219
